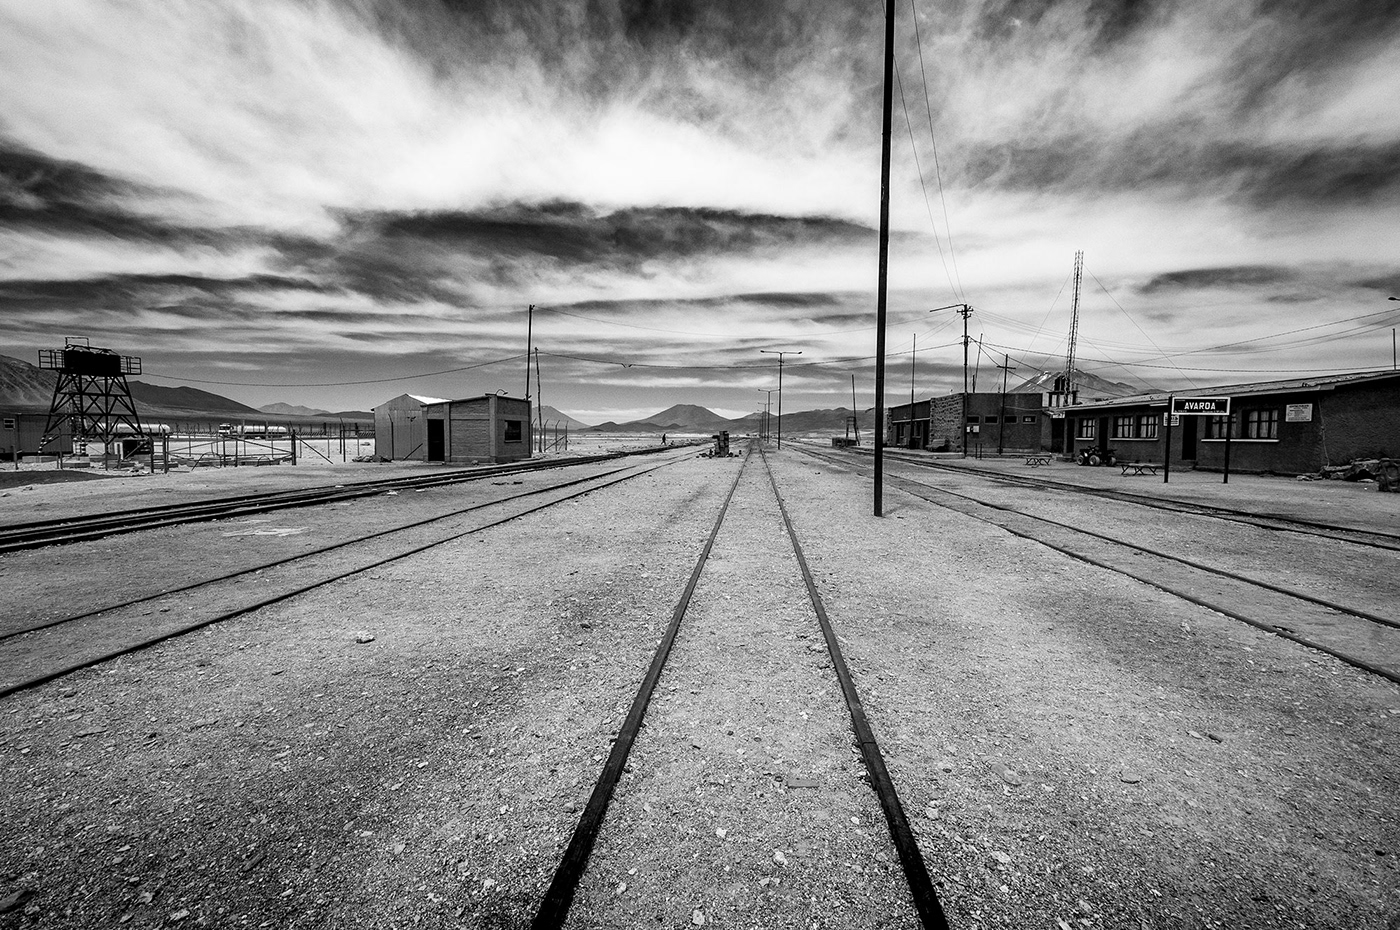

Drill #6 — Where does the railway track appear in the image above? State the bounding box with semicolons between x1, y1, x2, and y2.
0;449;697;698
799;445;1400;685
843;445;1400;552
0;445;682;554
532;442;948;930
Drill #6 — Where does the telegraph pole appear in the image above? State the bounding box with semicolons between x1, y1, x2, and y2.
873;0;895;516
996;351;1016;455
525;304;534;398
931;303;973;457
759;389;775;441
760;351;801;448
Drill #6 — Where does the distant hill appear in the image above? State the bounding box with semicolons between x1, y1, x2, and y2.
129;382;261;415
536;405;591;430
586;404;872;436
260;402;330;417
0;354;55;409
1011;369;1147;401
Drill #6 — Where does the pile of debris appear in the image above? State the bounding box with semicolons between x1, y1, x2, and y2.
1310;458;1400;491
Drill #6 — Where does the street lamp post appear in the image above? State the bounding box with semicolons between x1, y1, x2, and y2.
759;350;801;449
758;389;776;442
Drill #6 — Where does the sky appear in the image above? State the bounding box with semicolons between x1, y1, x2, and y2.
2;0;1399;424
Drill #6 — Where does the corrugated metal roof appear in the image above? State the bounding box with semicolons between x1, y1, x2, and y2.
1060;369;1400;411
407;394;449;405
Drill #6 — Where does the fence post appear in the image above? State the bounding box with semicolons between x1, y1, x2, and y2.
291;430;298;466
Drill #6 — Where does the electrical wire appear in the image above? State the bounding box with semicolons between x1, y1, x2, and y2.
893;58;959;302
908;0;965;301
142;354;528;388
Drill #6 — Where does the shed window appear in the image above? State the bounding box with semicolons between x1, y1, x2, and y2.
966;415;981;424
984;415;999;424
504;420;523;443
1244;409;1279;440
1076;420;1096;440
1021;415;1036;423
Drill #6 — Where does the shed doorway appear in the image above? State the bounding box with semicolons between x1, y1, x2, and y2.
427;419;445;462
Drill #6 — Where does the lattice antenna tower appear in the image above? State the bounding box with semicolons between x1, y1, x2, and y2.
1064;249;1084;395
38;337;145;452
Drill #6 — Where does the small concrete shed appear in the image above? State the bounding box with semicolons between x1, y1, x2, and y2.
373;393;448;461
422;394;533;464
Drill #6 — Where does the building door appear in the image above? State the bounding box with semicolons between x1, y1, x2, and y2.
1179;417;1197;460
427;419;445;461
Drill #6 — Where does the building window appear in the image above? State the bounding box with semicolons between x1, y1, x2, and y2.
1111;415;1135;439
1076;420;1096;440
1021;415;1036;423
985;415;999;424
1244;409;1279;440
1204;415;1232;439
1135;414;1159;439
504;420;523;443
966;415;981;423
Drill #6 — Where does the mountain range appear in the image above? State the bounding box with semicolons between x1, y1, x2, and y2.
0;354;371;420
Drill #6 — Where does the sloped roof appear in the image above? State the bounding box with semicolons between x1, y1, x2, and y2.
1062;369;1400;411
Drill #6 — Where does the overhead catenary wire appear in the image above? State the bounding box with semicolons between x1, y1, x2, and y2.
907;0;965;302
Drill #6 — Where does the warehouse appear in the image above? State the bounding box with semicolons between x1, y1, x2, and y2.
373;394;448;461
887;392;1048;453
1065;370;1400;474
421;394;533;464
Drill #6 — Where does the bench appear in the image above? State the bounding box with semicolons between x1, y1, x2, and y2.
1121;462;1159;476
1024;455;1051;467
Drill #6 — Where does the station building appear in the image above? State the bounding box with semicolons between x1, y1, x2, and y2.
373;393;448;461
421;394;533;464
1064;370;1400;474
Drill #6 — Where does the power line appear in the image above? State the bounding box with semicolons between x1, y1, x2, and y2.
908;0;965;300
893;58;959;301
142;353;528;388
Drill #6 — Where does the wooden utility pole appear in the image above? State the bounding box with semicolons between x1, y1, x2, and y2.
996;352;1016;455
534;348;543;453
525;304;534;399
873;0;895;516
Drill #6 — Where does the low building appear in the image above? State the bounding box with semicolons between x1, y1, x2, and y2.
1063;370;1400;474
0;412;73;460
887;392;1049;453
422;394;533;464
373;393;448;461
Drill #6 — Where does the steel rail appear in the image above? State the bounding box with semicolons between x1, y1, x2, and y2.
760;447;950;929
0;457;686;700
802;446;1399;685
0;457;664;645
837;444;1400;551
0;446;682;553
531;445;752;929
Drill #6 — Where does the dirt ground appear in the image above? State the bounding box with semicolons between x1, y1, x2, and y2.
1;443;1397;929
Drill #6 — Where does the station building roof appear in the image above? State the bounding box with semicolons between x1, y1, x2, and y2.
1057;369;1400;412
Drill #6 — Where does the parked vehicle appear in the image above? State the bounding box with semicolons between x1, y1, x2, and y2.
1076;445;1119;466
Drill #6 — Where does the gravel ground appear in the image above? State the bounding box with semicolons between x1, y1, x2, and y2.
1;442;1397;929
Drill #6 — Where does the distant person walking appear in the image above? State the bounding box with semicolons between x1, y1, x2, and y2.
661;433;667;445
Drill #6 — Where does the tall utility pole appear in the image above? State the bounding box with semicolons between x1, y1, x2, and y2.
533;348;543;451
931;303;973;457
910;333;917;407
760;350;801;448
1065;251;1083;396
996;351;1017;455
873;0;895;516
851;374;861;444
525;304;535;399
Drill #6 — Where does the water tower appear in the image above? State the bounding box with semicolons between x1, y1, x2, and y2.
39;337;145;456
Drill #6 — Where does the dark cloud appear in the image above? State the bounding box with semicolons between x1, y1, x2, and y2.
1138;264;1299;293
348;201;876;266
1352;271;1400;295
0;272;332;305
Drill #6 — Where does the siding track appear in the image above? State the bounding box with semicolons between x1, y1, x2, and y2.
0;451;694;699
800;445;1400;685
0;446;682;554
